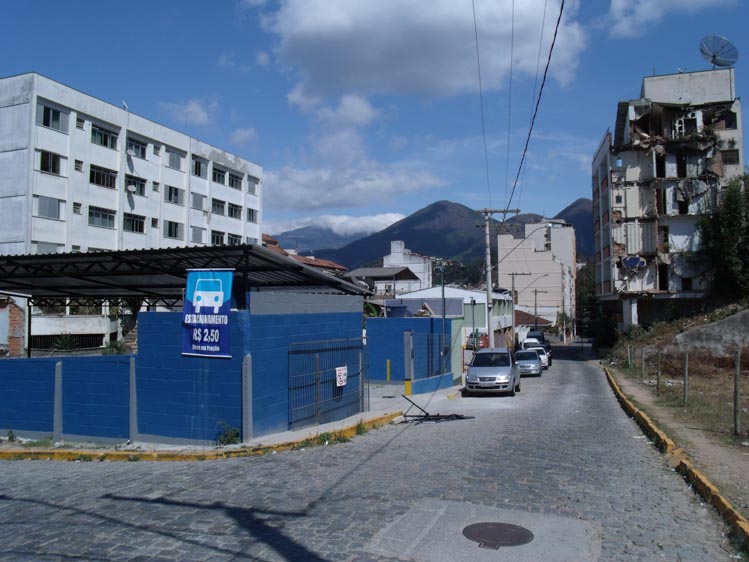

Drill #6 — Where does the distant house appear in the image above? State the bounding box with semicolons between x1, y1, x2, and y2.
379;241;433;294
262;234;347;276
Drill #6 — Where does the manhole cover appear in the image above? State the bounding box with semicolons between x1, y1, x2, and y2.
463;522;534;549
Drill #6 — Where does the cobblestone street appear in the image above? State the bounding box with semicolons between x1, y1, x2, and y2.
0;346;740;561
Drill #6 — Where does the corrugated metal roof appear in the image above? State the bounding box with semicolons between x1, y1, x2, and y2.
0;244;368;304
345;267;420;281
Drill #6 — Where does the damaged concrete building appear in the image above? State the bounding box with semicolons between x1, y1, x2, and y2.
592;68;743;328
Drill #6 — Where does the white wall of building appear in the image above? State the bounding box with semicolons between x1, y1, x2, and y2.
379;240;433;294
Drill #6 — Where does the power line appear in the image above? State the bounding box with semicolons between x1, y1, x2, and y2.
502;0;515;220
505;0;565;215
472;0;492;207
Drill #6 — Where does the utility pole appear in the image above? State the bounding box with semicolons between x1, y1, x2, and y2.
509;272;530;350
479;208;520;348
440;260;446;374
533;288;548;329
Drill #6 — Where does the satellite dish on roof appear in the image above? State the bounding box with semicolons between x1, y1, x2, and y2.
126;184;137;193
699;35;739;68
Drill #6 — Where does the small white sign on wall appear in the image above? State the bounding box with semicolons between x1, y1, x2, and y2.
335;366;348;387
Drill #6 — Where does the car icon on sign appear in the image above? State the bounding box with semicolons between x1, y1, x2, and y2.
193;279;223;313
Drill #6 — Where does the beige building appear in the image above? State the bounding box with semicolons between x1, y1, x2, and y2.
593;68;743;328
497;221;576;336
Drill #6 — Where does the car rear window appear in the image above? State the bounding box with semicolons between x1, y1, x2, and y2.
515;351;537;360
472;353;511;367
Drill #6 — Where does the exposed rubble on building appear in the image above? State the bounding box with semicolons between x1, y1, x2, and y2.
593;69;743;328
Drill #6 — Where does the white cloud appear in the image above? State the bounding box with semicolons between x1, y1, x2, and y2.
316;95;378;127
238;0;266;8
264;0;586;98
230;127;258;145
268;213;405;236
256;51;270;67
159;97;219;126
263;163;444;212
606;0;733;37
218;53;236;68
313;129;367;165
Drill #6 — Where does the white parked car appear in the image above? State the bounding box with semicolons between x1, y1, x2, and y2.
525;345;549;369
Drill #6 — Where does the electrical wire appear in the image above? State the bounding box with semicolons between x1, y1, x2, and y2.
472;0;492;207
505;0;565;216
502;0;515;221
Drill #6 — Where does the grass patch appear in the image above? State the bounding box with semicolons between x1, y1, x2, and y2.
21;437;53;449
355;420;368;435
317;432;331;446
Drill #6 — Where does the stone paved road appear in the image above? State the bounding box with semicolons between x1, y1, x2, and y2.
0;345;741;561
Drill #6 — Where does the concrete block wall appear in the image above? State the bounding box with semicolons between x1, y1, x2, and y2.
0;358;55;434
61;356;130;439
247;310;363;437
135;311;246;443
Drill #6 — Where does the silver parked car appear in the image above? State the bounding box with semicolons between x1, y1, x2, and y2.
515;349;542;377
464;347;520;396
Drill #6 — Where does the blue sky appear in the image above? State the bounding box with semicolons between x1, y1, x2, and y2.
2;1;747;236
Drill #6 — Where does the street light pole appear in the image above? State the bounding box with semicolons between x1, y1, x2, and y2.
479;208;520;348
440;261;446;373
470;297;476;350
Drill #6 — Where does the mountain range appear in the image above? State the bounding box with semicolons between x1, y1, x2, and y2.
273;198;593;270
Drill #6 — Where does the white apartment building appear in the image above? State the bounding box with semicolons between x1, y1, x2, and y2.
497;221;576;333
592;68;743;328
377;240;433;294
0;73;263;256
0;73;263;352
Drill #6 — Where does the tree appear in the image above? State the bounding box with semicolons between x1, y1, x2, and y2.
697;172;749;300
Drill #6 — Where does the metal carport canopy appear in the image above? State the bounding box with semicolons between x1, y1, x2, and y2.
0;244;368;304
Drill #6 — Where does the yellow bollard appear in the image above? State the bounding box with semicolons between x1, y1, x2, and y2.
404;380;412;396
387;359;391;382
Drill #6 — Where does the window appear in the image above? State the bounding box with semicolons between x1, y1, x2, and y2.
125;175;146;196
247;176;259;195
212;168;226;184
192;158;207;178
76;117;85;129
127;137;147;159
722;149;740;166
74;160;83;172
151;218;159;228
152;181;160;192
211;198;225;215
165;185;185;205
73;202;82;214
90;164;117;189
71;245;81;252
246;236;258;245
228;173;242;190
227;233;242;246
191;192;206;211
33;195;64;220
211;230;225;245
164;220;184;240
88;206;116;229
228;203;242;219
39;150;61;175
32;241;64;254
123;213;145;233
166;149;183;170
246;208;258;223
36;102;68;132
91;125;118;149
191;226;205;244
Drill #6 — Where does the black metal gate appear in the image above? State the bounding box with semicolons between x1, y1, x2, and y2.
288;338;368;430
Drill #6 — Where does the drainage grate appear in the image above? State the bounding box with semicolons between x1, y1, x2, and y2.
463;522;534;549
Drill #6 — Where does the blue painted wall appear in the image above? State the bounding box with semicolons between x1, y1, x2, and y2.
135;311;245;442
366;317;451;381
62;356;130;438
0;358;55;433
246;311;363;436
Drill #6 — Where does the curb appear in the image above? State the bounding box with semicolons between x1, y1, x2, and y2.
0;412;403;463
603;366;749;550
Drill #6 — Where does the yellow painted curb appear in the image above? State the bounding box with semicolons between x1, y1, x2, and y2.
0;412;403;463
604;366;749;551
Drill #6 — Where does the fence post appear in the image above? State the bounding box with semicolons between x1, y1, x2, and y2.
53;362;63;443
641;348;645;378
627;345;631;369
403;331;414;396
656;351;661;395
735;350;741;436
359;351;364;413
683;351;689;408
314;353;321;425
242;354;253;443
129;356;139;442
